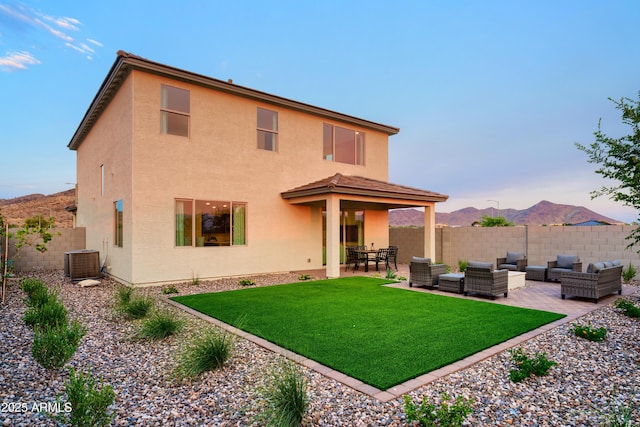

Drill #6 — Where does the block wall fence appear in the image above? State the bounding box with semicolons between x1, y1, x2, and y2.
391;225;640;278
4;226;640;279
5;228;86;272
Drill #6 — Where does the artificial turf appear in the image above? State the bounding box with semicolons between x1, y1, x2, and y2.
172;277;565;390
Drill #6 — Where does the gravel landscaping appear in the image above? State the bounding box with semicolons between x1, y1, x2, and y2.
1;270;639;426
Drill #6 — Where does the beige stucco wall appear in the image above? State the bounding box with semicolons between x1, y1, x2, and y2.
75;70;393;284
390;225;640;278
8;228;86;272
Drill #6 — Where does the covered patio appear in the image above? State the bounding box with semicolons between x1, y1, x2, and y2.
282;173;448;278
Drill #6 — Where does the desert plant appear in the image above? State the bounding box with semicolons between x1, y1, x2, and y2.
508;347;557;383
403;392;473;427
23;297;68;329
32;320;87;369
191;274;200;286
385;268;397;279
614;298;640;318
57;367;115;427
238;278;256;287
571;323;607;342
175;328;235;379
113;285;133;310
20;277;46;298
457;260;468;272
298;274;312;281
137;309;184;340
593;387;636;427
162;285;179;294
622;263;637;283
259;360;309;427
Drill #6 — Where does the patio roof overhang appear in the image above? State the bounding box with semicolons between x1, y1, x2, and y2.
281;173;449;209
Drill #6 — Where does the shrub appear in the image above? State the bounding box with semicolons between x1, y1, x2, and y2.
571;323;607;342
403;392;473;427
592;387;636;427
57;367;115;427
238;278;256;287
457;260;468;273
32;320;87;369
508;348;557;383
259;361;309;427
113;285;133;310
24;283;57;309
113;286;154;320
614;298;640;318
176;328;235;379
23;298;69;329
137;309;184;340
162;285;179;294
298;274;312;281
622;263;637;283
385;268;397;279
20;277;46;299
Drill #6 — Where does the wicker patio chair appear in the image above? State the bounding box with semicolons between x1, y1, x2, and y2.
560;262;623;303
464;261;508;299
547;254;582;282
409;257;447;288
496;251;527;272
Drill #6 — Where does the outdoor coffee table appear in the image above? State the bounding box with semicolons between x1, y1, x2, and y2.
507;271;526;290
525;266;547;281
438;273;465;294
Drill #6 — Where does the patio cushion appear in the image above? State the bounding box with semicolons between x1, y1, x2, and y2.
604;261;613;267
612;260;621;266
506;251;524;264
556;254;578;269
468;261;493;270
411;256;431;264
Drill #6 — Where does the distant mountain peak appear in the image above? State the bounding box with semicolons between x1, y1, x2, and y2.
390;201;623;227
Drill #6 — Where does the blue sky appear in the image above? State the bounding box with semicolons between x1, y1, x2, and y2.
1;0;638;223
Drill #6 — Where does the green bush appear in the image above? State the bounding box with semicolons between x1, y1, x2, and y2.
162;285;179;294
20;277;46;299
385;268;397;279
137;309;183;340
508;348;557;383
238;278;256;287
114;285;133;310
24;283;57;309
259;361;309;427
23;298;69;329
622;263;637;283
614;298;640;318
403;392;473;427
175;328;234;379
32;320;87;369
298;274;312;281
457;260;468;273
57;367;115;427
571;323;607;342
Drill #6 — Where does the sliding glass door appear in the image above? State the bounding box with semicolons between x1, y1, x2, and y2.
322;209;364;265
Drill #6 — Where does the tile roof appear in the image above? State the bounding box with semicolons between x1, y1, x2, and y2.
281;173;448;203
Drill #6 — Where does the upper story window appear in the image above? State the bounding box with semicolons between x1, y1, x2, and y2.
323;124;364;165
161;85;190;137
257;108;278;151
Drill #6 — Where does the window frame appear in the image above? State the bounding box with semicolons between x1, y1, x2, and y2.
322;123;365;165
160;84;190;137
257;107;278;151
175;199;247;247
114;199;123;248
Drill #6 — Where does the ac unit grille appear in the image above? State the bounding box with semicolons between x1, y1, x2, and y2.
65;250;100;281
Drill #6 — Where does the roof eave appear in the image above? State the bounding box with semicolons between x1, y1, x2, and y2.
281;187;448;203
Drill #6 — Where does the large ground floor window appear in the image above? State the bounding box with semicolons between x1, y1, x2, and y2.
322;209;364;264
175;199;246;247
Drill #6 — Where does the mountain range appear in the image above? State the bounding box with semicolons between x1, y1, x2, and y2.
390;200;624;227
0;192;624;229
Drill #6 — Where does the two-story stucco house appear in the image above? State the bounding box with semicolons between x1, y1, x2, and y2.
68;51;447;285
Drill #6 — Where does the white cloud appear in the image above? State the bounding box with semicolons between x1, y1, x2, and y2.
0;51;40;71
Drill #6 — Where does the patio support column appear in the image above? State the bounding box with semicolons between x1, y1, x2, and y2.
325;194;341;278
423;204;436;260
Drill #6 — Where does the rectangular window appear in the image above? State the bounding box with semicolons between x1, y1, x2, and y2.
323;124;365;165
257;107;278;151
175;199;246;247
114;199;123;247
161;84;190;137
100;164;104;196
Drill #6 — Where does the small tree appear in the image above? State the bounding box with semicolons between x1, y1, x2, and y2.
15;215;58;254
576;91;640;252
479;215;514;227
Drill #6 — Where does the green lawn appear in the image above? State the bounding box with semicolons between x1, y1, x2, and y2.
172;277;565;390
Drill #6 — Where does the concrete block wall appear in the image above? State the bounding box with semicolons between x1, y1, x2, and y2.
391;225;640;277
5;228;86;272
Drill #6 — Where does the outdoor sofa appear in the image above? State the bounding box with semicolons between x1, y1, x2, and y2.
409;257;447;288
464;261;508;299
496;251;527;272
560;260;623;303
547;254;582;282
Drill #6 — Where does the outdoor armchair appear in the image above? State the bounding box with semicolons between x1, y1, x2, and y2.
496;251;527;272
547;254;582;282
375;246;399;271
409;257;447;288
561;261;623;303
464;261;508;299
